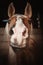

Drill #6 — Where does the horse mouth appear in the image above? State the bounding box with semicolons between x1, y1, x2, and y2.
10;42;26;48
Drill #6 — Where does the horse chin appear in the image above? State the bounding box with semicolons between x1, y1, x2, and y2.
10;41;26;48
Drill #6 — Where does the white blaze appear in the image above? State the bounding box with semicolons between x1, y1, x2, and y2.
10;16;28;47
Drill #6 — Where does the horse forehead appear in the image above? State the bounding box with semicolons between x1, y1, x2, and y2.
16;17;26;29
15;15;27;25
9;14;28;28
12;15;26;31
16;16;26;27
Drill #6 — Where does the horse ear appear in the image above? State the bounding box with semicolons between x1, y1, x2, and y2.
8;2;15;17
24;2;32;19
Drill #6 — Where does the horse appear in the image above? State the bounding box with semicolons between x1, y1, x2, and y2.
4;2;37;65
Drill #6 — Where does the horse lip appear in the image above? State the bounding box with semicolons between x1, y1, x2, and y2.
10;42;26;48
10;42;18;47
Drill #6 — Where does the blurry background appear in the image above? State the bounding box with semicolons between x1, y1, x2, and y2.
0;0;43;29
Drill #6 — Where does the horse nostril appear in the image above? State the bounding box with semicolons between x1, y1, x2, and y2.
14;39;17;42
9;29;14;35
22;29;26;36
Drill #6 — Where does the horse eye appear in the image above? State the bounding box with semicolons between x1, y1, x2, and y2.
9;29;14;35
22;29;26;36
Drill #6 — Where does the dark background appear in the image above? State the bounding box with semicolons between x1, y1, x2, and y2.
0;0;43;29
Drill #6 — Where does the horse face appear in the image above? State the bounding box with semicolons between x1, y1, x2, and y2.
9;15;29;47
6;2;32;48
